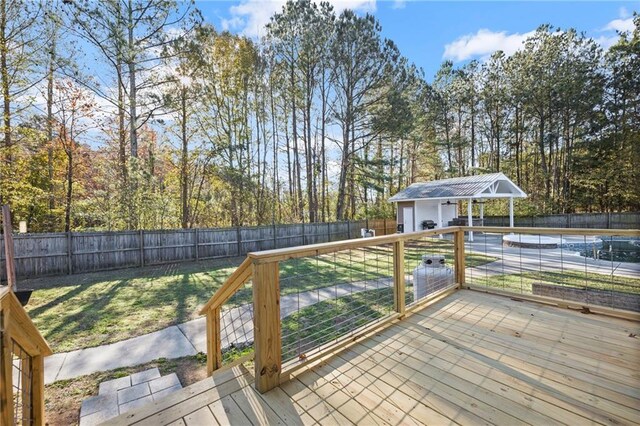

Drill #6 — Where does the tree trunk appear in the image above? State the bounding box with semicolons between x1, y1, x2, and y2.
180;86;188;228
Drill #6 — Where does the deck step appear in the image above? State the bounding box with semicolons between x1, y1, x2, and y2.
79;369;182;426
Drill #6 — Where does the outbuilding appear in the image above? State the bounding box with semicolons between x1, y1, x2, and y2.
389;173;527;241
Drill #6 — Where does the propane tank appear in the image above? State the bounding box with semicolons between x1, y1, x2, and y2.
412;254;453;301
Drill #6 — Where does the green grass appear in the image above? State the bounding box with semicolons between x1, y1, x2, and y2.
281;287;412;361
469;270;640;295
25;239;497;353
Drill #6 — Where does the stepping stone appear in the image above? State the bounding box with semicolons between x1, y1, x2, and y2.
119;394;154;414
130;367;161;385
80;393;117;418
152;384;182;402
117;382;150;404
149;373;181;393
99;375;131;395
79;405;119;426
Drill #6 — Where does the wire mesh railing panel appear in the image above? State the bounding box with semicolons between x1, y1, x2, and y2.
218;278;255;364
464;230;640;313
12;339;33;425
279;244;395;362
404;235;456;306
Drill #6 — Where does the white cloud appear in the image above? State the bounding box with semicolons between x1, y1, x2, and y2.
222;0;377;39
391;0;406;10
602;17;634;33
443;29;535;62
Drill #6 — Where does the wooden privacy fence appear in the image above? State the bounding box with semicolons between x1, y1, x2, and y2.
0;219;397;280
483;212;640;229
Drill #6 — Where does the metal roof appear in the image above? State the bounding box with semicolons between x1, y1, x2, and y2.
388;173;527;202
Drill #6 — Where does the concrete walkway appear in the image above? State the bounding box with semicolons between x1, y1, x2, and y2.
44;278;392;384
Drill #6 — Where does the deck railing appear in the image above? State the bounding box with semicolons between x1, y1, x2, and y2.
0;287;52;425
200;226;639;393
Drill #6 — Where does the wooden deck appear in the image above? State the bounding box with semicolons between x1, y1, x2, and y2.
106;290;640;426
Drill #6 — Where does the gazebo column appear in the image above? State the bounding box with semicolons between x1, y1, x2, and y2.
509;197;514;231
479;199;484;224
437;202;443;239
467;199;473;242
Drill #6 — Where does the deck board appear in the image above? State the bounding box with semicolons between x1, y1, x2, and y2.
106;290;640;426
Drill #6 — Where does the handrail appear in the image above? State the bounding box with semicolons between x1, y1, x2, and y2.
199;257;253;315
0;287;53;425
248;227;459;263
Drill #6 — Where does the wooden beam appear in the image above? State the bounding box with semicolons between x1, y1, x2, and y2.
206;307;223;375
252;260;281;393
2;205;16;290
249;227;462;264
393;241;405;317
199;258;253;314
0;305;13;426
32;354;45;426
454;229;466;287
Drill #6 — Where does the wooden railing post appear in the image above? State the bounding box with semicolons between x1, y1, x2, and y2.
0;308;13;425
253;260;281;393
454;229;466;287
32;354;45;424
205;307;222;375
393;240;405;317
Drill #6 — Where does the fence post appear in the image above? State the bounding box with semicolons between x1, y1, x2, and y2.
302;222;305;245
327;222;331;242
393;240;405;317
272;222;277;249
383;218;387;236
194;228;199;261
454;229;466;288
236;227;242;256
206;307;222;375
67;232;73;275
139;229;145;267
253;260;281;393
347;220;351;239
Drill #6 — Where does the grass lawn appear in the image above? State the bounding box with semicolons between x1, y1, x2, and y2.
469;269;640;295
281;287;415;362
25;238;496;354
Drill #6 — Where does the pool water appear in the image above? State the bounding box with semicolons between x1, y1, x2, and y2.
581;239;640;263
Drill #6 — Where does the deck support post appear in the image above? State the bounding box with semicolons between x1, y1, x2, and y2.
0;308;13;425
454;229;466;288
253;261;281;393
205;307;222;375
393;240;405;317
32;354;45;425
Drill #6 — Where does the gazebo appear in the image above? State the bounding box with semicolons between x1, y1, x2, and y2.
388;173;527;241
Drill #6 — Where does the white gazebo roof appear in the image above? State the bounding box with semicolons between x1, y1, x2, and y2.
388;173;527;203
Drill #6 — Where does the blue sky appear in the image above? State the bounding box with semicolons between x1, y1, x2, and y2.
196;0;638;79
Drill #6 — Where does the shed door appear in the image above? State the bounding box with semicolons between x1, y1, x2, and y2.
403;207;414;233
